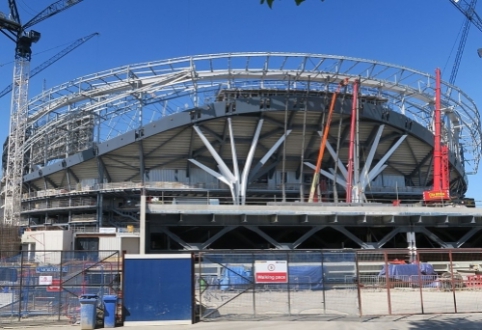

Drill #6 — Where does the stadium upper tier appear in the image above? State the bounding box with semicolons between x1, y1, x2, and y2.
15;52;482;204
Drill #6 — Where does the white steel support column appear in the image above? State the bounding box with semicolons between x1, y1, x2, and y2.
191;122;290;205
361;135;407;188
241;119;264;204
359;125;385;187
228;118;241;201
407;231;416;263
140;194;146;254
325;141;348;180
306;133;407;203
250;130;292;176
192;125;239;204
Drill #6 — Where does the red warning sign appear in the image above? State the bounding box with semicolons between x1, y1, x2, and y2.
46;279;62;292
255;260;288;283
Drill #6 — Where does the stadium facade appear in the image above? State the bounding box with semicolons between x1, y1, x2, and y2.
6;52;482;253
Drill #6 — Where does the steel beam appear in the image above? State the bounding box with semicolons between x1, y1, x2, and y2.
291;225;326;249
200;226;239;249
244;226;288;250
332;226;375;249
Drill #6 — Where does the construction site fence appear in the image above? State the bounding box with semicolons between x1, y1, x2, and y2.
0;250;122;327
194;249;482;320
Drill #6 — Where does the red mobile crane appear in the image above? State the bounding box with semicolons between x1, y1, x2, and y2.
423;68;450;203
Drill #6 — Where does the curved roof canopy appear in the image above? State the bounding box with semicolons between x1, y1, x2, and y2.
26;52;482;174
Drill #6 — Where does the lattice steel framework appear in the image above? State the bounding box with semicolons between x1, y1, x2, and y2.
24;52;481;178
4;57;30;225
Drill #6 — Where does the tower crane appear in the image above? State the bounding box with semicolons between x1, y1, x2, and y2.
449;0;478;84
450;0;482;59
0;32;99;98
0;32;98;99
0;0;85;225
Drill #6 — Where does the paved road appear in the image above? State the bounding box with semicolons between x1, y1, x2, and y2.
4;314;482;330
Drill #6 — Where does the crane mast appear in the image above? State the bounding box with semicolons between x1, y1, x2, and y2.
4;55;31;225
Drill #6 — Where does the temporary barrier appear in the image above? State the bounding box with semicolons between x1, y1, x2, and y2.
123;254;193;325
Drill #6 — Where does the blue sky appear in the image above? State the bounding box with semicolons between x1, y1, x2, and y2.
0;0;481;202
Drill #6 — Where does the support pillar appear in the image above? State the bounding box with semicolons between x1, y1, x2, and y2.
407;231;416;263
140;194;146;254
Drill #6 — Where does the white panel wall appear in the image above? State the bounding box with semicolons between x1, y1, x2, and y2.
121;237;140;254
99;236;121;251
21;230;73;264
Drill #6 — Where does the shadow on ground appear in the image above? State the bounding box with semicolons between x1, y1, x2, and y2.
406;316;482;330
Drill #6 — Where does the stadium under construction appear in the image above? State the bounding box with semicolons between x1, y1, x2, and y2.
2;52;482;254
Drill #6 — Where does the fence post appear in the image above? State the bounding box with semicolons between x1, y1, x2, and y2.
321;250;326;314
416;251;424;314
252;252;256;317
449;250;457;313
198;252;203;321
287;252;291;316
58;251;64;321
355;251;363;316
383;251;392;315
18;251;24;321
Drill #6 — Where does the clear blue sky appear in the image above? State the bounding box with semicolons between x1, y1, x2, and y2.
0;0;481;202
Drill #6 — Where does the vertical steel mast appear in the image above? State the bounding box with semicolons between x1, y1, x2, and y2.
346;79;359;203
4;45;32;225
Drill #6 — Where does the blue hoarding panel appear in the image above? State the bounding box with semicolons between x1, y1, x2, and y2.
124;256;192;323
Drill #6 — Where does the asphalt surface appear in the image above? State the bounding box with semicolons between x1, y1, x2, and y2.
2;314;482;330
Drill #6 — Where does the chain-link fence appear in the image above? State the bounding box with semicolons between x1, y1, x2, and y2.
196;249;482;320
357;249;482;316
0;250;122;327
195;250;359;321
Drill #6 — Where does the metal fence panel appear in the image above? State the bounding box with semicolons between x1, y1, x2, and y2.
196;250;358;320
357;249;482;316
0;250;122;327
444;250;482;313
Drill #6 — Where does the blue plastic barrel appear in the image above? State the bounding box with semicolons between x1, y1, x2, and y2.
79;294;98;330
102;295;117;328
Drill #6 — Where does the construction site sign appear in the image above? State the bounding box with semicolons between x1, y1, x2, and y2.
254;260;288;283
39;275;52;285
